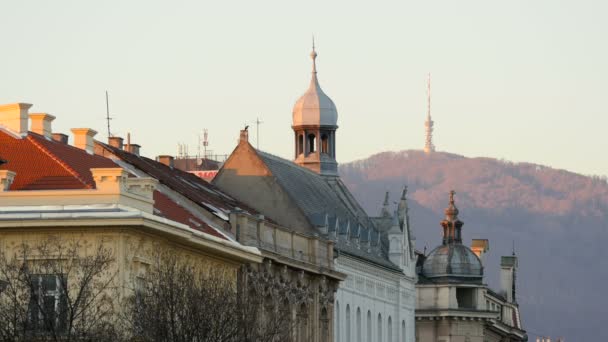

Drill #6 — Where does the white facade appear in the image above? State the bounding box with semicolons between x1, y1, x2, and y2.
334;255;416;342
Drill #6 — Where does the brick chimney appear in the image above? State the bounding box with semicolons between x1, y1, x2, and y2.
52;133;69;144
157;155;174;168
71;128;97;154
29;113;55;139
125;144;141;156
500;255;518;303
239;129;249;143
0;103;32;137
108;136;124;149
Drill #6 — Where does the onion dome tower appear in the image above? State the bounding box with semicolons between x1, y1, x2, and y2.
292;42;338;176
421;191;483;283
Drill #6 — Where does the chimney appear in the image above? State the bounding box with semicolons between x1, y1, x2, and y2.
52;133;69;144
71;128;97;154
471;239;489;262
0;170;16;191
239;129;249;143
157;155;174;168
29;113;56;139
125;144;141;156
0;103;32;137
500;255;518;303
108;136;124;149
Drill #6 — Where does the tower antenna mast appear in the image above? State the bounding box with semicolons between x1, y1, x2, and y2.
255;117;263;150
105;90;113;138
424;74;435;154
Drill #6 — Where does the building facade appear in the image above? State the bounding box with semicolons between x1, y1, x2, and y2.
415;191;527;342
213;46;417;342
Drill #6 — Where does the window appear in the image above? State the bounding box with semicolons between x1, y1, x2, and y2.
377;313;382;342
456;288;475;309
402;320;406;342
321;134;329;153
308;134;316;153
346;304;351;341
356;308;362;342
28;274;67;333
367;310;372;342
298;134;304;155
336;301;340;342
388;316;392;342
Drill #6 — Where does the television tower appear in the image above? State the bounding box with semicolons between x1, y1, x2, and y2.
424;73;435;154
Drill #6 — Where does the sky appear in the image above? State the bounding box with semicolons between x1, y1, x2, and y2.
1;0;606;176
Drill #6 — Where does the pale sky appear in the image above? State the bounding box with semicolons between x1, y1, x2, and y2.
1;0;606;176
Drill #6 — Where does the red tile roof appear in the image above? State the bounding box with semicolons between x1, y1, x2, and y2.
0;130;115;190
0;129;229;240
153;191;225;239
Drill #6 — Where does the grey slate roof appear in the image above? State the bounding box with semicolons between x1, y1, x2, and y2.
256;150;401;272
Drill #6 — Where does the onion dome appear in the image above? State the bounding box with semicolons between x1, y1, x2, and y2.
421;191;483;282
292;45;338;128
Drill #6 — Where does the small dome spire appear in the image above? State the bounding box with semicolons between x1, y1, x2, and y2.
292;43;338;128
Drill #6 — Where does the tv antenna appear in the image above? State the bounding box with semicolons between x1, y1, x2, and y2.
255;117;263;149
105;90;113;139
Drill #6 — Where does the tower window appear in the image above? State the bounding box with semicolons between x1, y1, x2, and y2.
308;134;316;153
321;134;329;154
298;134;304;155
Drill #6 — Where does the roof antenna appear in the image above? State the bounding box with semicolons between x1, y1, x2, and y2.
255;117;263;150
512;240;516;256
105;90;113;139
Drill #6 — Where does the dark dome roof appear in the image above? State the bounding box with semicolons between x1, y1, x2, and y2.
422;244;483;280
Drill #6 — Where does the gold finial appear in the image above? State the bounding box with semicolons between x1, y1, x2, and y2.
449;190;455;205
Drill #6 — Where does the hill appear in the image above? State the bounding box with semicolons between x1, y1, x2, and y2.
339;150;608;341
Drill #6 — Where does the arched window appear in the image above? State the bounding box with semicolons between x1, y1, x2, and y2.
298;134;304;155
367;310;372;342
388;316;392;342
308;134;316;153
377;313;382;342
336;301;340;342
402;320;406;342
356;308;362;342
346;305;351;342
321;133;329;154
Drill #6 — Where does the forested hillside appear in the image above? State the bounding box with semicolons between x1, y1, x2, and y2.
340;150;608;342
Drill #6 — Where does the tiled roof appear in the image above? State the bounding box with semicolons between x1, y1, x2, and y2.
97;142;264;222
153;191;225;239
255;150;400;271
0;130;115;190
0;129;228;240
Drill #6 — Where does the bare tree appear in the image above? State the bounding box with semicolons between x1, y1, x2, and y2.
125;252;294;342
0;237;119;342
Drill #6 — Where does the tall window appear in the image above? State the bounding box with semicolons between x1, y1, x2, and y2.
321;134;329;154
356;308;362;342
388;316;392;342
336;301;340;342
377;313;382;342
367;311;372;342
346;305;351;341
298;134;304;155
308;134;316;153
402;320;406;342
28;274;67;333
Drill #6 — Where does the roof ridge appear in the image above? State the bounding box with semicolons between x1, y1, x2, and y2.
27;134;92;189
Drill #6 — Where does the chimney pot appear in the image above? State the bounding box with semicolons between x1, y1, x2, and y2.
157;155;174;168
29;113;56;139
52;133;69;144
108;136;124;149
0;103;33;137
71;128;97;154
